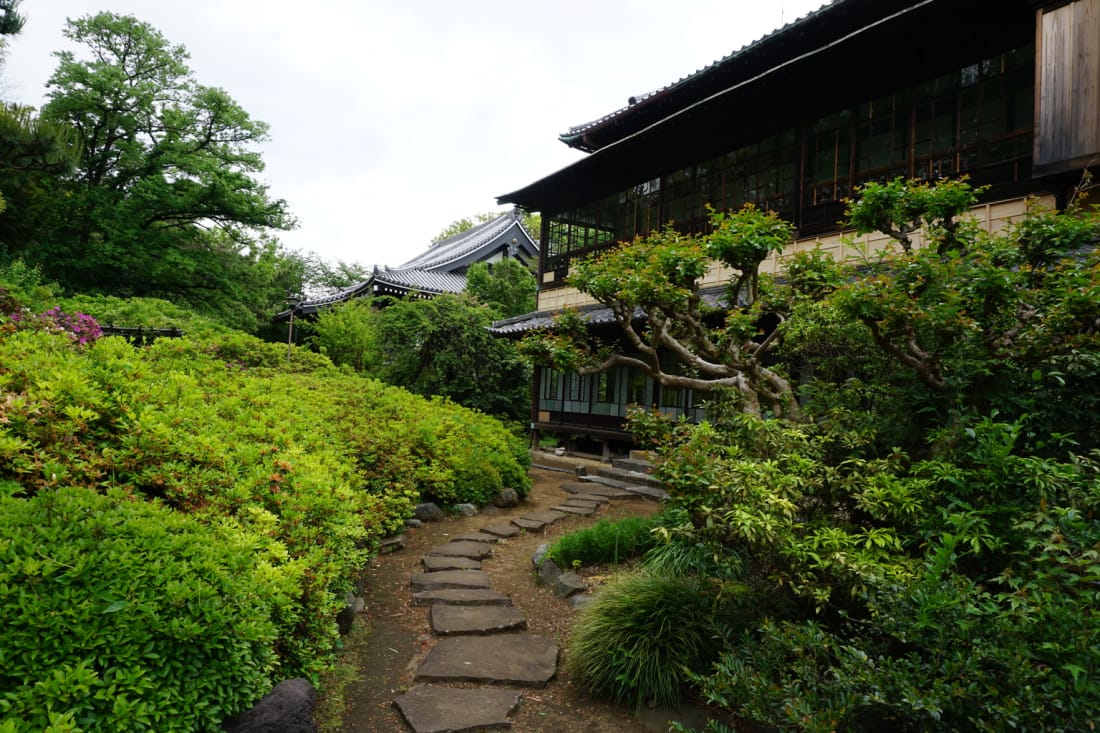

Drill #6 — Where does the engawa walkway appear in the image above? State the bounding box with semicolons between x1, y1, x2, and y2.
387;453;667;733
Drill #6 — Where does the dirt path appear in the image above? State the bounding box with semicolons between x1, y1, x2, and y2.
335;465;660;733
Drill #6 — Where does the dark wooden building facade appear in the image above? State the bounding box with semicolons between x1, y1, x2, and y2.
493;0;1100;451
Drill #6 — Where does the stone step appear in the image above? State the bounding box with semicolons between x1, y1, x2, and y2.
562;497;603;509
579;474;669;501
415;633;559;688
611;456;655;475
551;504;596;516
560;481;636;499
480;522;520;538
394;684;521;733
590;464;664;490
511;510;567;531
412;588;513;607
429;604;527;635
410;570;491;592
566;491;611;504
424;541;493;559
422;555;481;572
447;531;499;544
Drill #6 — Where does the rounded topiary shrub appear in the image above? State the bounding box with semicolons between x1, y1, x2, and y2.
565;570;723;709
0;487;285;732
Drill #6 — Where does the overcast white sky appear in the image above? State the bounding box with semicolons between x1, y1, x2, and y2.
2;1;826;269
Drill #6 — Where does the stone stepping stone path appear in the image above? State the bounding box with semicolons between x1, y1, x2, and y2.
392;468;664;733
430;605;527;635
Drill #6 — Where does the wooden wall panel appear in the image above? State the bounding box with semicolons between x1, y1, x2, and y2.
1035;0;1100;172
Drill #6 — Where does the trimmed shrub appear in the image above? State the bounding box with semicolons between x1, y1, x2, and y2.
0;487;288;732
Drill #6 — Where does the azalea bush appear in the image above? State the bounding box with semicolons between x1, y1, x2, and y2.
0;299;531;728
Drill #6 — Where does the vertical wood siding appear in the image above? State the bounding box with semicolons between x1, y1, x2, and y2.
1035;0;1100;170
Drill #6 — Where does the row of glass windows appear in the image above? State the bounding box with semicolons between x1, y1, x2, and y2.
543;44;1035;278
538;366;707;422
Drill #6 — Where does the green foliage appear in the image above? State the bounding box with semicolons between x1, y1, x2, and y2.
340;294;531;421
0;310;531;730
612;179;1100;731
845;176;982;252
524;206;801;419
547;515;660;568
308;298;378;372
464;259;536;317
0;487;283;731
565;570;733;709
15;12;298;331
56;294;230;337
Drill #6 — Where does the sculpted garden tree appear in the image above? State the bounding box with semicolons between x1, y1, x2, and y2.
34;12;295;328
520;205;801;420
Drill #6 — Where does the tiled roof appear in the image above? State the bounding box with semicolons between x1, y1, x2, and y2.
396;214;516;271
371;268;469;296
560;1;836;150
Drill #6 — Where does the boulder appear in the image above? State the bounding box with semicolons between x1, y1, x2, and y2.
414;503;444;522
336;592;365;635
493;487;520;508
537;558;560;587
453;503;478;517
222;678;316;733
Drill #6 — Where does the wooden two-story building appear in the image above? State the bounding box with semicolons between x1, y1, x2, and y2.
492;0;1100;453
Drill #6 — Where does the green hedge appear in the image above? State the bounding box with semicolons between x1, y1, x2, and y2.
0;488;286;732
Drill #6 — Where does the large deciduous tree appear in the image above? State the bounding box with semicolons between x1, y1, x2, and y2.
520;204;801;420
32;12;294;328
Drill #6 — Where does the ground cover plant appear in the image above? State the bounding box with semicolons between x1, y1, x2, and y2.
0;294;529;731
546;515;661;568
552;178;1100;730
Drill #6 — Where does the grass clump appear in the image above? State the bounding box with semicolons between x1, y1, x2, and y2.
565;570;723;709
547;514;659;568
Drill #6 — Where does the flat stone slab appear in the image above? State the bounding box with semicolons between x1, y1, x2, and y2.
416;633;559;688
581;475;670;500
422;555;481;571
410;570;491;592
480;522;520;538
394;684;521;733
425;541;493;559
552;504;595;516
430;604;527;635
511;510;568;530
560;482;633;499
412;588;513;607
562;497;603;508
448;531;499;543
511;517;548;530
567;492;611;505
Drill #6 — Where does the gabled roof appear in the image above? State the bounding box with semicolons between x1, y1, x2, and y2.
280;209;538;319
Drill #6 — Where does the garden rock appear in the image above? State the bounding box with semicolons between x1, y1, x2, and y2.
532;542;550;568
537;557;561;587
453;503;478;516
493;487;520;507
405;518;424;529
222;678;316;733
553;571;586;598
414;502;444;522
336;592;365;635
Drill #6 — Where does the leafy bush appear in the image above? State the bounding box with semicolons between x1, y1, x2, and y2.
0;314;532;712
547;515;659;567
565;570;733;709
0;487;288;732
56;294;231;337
